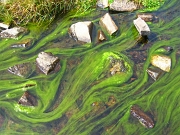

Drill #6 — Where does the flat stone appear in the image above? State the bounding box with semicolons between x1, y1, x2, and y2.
97;30;106;42
99;13;118;35
0;27;28;39
69;21;93;43
133;17;150;36
97;0;109;8
110;0;138;12
36;52;60;75
8;63;33;78
18;91;37;106
151;55;171;72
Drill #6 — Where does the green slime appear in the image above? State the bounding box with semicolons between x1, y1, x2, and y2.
0;0;180;134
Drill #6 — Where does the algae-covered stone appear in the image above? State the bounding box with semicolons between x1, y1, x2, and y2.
11;38;33;48
99;13;118;35
151;55;171;72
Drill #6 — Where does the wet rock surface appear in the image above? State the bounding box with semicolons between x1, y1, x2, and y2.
133;17;150;36
151;54;171;72
137;14;159;22
68;21;93;43
0;27;28;39
109;59;127;75
18;91;37;106
8;63;33;78
36;52;60;75
109;0;138;12
97;0;108;8
99;13;118;35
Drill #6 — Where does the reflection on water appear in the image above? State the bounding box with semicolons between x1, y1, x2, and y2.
0;0;180;134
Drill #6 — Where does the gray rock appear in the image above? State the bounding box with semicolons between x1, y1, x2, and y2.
18;91;37;106
0;27;28;39
133;17;150;36
110;0;138;12
97;0;109;8
150;54;171;72
8;63;33;78
36;52;59;75
99;13;118;35
69;21;93;43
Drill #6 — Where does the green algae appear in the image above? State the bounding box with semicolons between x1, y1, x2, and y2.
0;0;180;134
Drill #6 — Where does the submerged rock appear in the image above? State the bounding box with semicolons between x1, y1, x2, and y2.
99;13;118;35
11;38;33;48
36;52;60;75
0;27;28;39
137;14;156;22
133;17;150;36
18;91;37;106
8;63;33;78
154;46;173;55
69;21;93;43
109;0;138;12
130;105;155;128
151;54;171;72
0;113;5;128
97;0;109;8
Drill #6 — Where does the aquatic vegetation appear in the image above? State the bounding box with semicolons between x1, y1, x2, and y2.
0;0;180;134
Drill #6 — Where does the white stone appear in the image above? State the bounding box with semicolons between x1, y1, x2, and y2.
97;0;109;8
133;17;150;36
110;0;138;12
0;22;9;29
99;13;118;35
69;21;93;43
151;55;171;72
0;27;27;38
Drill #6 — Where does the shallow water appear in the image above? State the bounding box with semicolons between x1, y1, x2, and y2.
0;0;180;134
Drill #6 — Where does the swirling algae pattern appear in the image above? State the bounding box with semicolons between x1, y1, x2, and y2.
0;0;180;134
